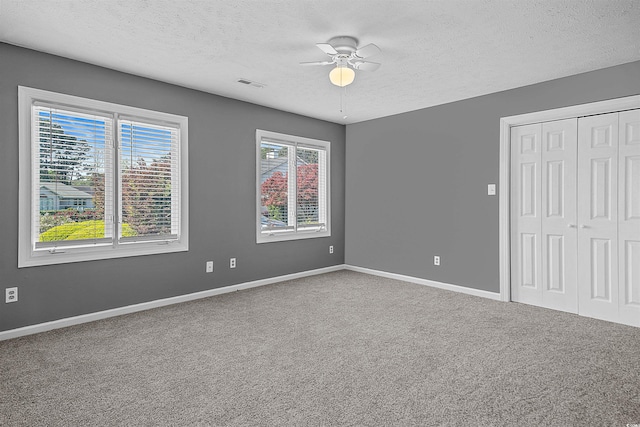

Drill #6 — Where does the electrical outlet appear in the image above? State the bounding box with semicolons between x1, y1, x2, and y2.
6;287;18;303
487;183;497;196
434;256;440;266
206;261;213;273
230;258;236;269
329;245;334;254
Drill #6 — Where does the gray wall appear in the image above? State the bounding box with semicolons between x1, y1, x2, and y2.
0;43;345;332
345;60;640;293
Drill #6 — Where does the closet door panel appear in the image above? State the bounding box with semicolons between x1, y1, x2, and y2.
541;119;578;313
511;124;543;306
577;113;619;322
618;109;640;326
510;105;640;327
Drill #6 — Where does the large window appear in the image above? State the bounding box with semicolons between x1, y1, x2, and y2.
256;129;330;243
18;87;188;267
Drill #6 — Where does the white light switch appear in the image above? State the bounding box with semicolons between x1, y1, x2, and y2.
487;184;496;196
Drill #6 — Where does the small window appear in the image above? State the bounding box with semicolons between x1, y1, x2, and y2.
256;129;330;243
18;87;189;267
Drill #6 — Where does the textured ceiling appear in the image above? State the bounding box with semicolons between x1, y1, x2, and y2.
1;0;639;124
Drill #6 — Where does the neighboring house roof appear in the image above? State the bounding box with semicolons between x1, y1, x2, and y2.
73;185;95;196
261;156;309;176
261;157;288;176
40;182;93;199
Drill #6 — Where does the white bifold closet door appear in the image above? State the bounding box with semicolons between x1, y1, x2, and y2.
511;119;578;313
579;110;640;325
618;110;640;326
511;109;640;327
577;113;620;322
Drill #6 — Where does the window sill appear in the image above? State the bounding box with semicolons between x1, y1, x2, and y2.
18;241;188;268
256;229;331;244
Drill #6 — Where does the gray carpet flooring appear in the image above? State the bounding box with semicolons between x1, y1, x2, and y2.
1;270;639;426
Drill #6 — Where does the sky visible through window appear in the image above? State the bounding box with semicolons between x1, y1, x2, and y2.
38;109;108;179
39;111;174;181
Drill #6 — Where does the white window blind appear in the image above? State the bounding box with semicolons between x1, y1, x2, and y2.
259;141;294;232
33;105;114;249
18;86;189;267
118;119;180;242
256;130;330;243
296;145;327;231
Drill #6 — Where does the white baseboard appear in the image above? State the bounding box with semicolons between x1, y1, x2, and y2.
344;265;502;301
0;264;346;341
1;263;502;341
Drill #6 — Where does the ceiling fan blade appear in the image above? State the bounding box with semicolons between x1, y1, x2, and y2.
316;43;338;55
299;60;334;66
352;60;381;71
354;43;381;59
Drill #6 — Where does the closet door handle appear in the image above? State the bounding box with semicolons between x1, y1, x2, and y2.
580;225;589;229
568;224;577;228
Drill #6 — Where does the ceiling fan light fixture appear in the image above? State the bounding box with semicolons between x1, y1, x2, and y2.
329;66;355;87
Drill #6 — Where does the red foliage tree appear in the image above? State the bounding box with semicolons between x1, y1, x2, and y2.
121;157;172;236
261;164;319;223
296;164;319;222
260;171;288;208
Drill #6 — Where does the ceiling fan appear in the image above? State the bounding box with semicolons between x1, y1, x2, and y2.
300;36;382;87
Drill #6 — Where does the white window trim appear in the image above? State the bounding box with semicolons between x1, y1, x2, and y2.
256;129;331;243
18;86;189;267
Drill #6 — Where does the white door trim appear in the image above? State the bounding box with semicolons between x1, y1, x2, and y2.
499;95;640;302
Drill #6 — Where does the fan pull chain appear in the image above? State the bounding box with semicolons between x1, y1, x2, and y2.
340;85;348;119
